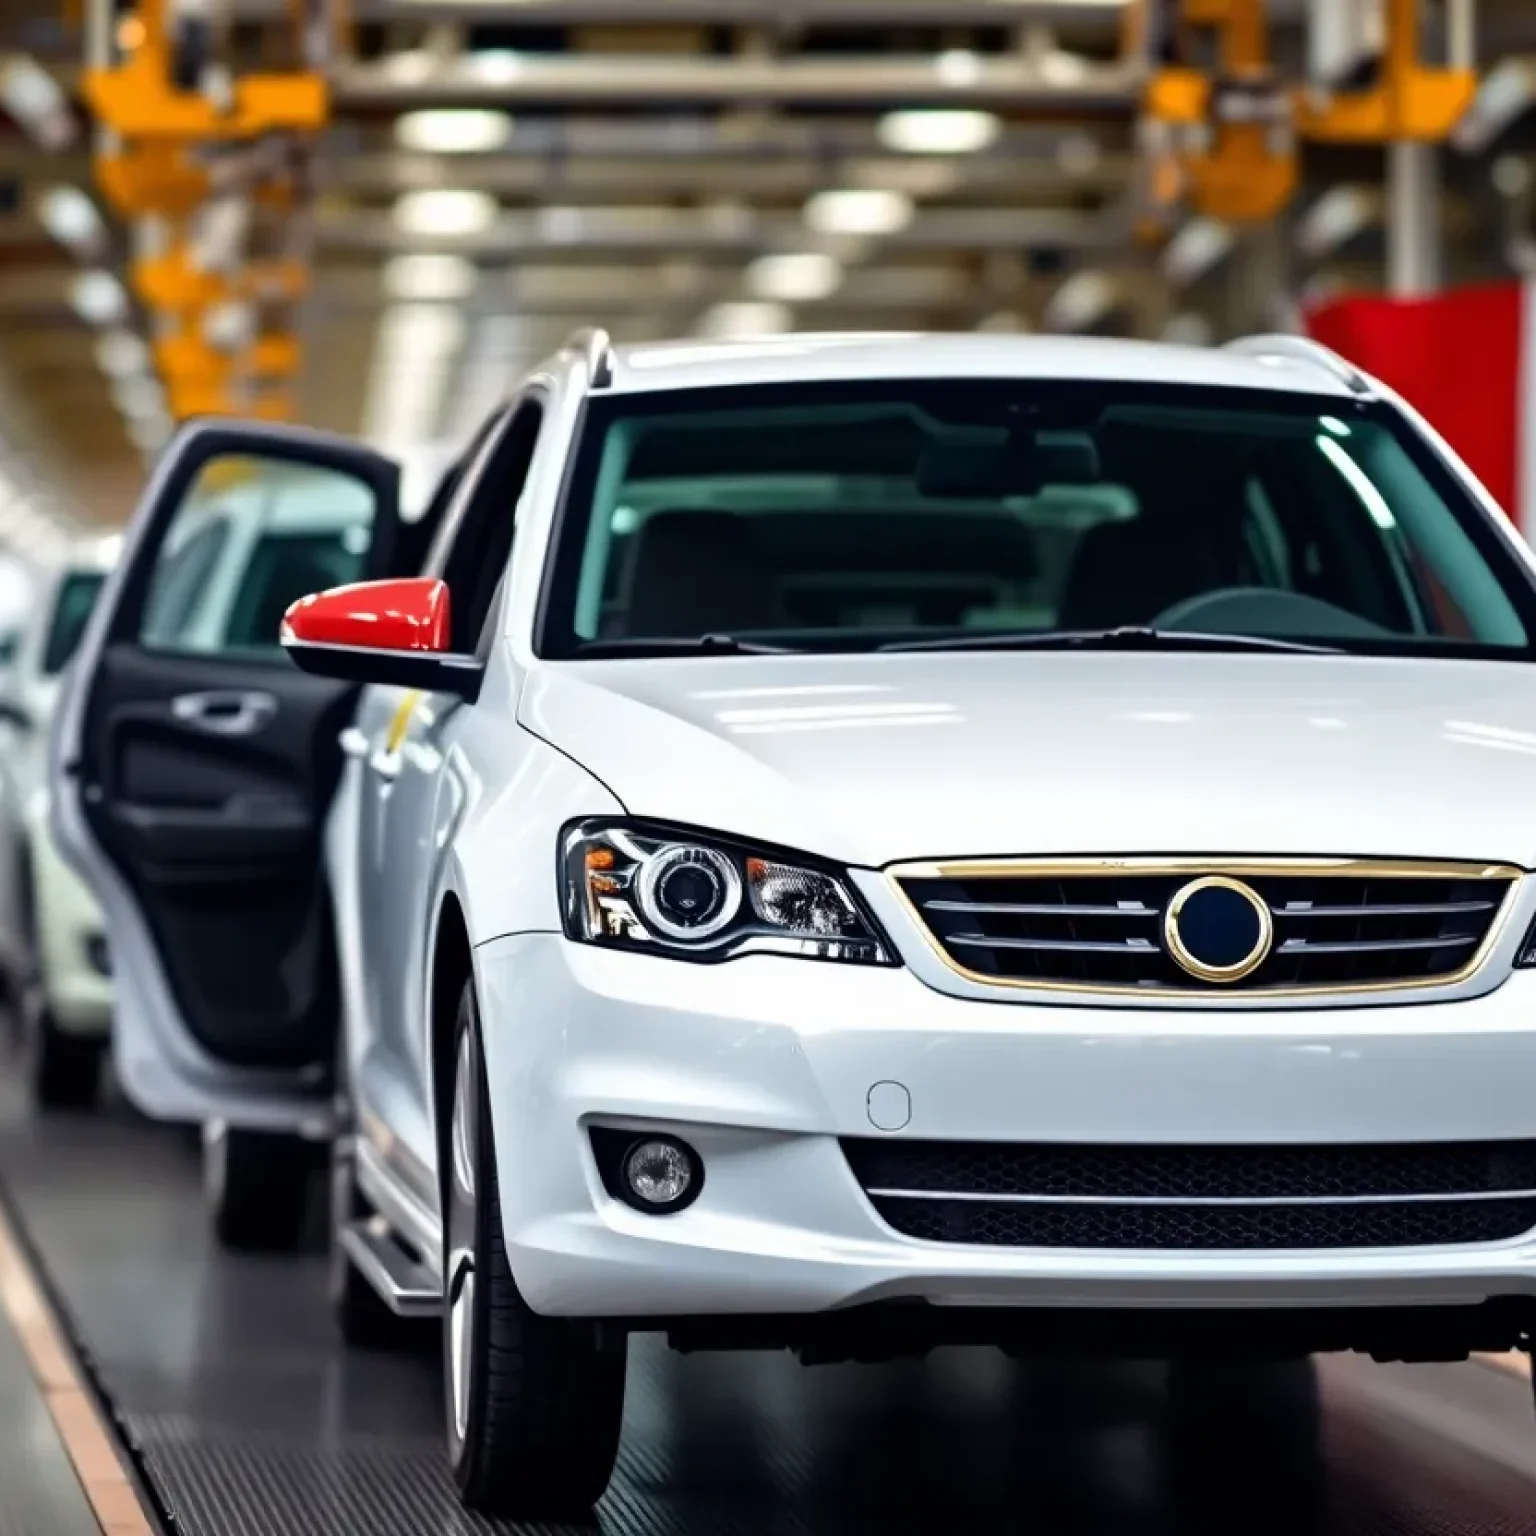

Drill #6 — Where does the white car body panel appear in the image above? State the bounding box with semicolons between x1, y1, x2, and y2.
52;334;1536;1342
479;933;1536;1316
0;546;117;1033
518;649;1536;872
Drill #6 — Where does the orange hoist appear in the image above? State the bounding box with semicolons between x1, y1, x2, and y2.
1133;0;1478;235
73;0;348;422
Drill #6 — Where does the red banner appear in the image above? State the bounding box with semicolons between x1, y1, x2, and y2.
1306;282;1528;527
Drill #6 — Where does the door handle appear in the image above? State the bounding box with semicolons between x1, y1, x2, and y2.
170;690;278;737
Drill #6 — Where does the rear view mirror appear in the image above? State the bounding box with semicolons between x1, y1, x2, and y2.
281;577;483;700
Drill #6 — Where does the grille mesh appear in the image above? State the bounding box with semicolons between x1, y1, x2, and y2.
870;1196;1536;1251
841;1138;1536;1202
896;867;1514;993
842;1138;1536;1252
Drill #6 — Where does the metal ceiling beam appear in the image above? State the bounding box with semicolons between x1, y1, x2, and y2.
317;150;1133;197
333;53;1138;109
319;202;1126;253
313;258;992;307
222;1;1132;25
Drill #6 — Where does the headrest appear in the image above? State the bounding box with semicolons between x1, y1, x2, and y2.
621;510;778;639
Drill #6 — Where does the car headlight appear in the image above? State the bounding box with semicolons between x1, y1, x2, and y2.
560;819;892;965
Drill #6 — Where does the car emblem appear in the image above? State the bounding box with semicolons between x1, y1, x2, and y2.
1163;875;1274;984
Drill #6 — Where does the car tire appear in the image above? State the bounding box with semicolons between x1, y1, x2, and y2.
328;1132;418;1350
443;981;626;1519
205;1124;313;1253
28;1003;104;1111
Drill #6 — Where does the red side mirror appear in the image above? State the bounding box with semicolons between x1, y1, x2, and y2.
281;577;450;654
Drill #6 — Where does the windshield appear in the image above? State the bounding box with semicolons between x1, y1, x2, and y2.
538;380;1536;659
43;571;106;675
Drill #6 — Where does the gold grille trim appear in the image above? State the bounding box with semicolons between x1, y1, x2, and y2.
886;857;1526;1000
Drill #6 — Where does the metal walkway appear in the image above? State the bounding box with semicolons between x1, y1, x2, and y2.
2;1077;1536;1536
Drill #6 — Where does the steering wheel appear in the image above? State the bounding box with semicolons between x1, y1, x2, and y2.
1151;587;1391;640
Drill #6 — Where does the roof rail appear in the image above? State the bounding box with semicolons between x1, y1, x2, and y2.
1223;333;1369;394
561;326;615;390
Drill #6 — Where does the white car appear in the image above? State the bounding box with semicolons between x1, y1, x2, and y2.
0;541;117;1106
53;331;1536;1518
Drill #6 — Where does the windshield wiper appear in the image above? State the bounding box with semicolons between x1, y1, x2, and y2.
878;626;1344;656
574;634;801;658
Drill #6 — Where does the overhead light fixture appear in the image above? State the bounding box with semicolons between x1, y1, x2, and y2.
382;49;437;84
95;329;149;379
1453;57;1536;153
202;301;256;352
877;109;1001;156
112;374;166;421
1043;270;1118;333
393;189;498;236
1493;154;1531;198
1039;51;1091;86
537;206;586;242
69;270;129;326
697;301;793;339
744;252;844;303
470;51;526;86
395;109;513;155
935;49;983;87
804;188;914;237
36;186;104;252
127;414;173;454
383;252;478;301
362;304;466;451
1161;217;1235;287
1294;185;1379;259
0;56;74;151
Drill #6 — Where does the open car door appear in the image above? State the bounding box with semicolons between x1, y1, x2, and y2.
50;421;405;1247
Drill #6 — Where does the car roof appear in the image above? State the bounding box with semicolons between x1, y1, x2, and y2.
601;332;1359;400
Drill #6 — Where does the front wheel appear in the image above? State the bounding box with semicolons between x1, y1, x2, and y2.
443;981;626;1519
206;1124;313;1253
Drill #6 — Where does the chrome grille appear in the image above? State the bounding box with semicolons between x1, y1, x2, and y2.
842;1138;1536;1250
892;859;1519;995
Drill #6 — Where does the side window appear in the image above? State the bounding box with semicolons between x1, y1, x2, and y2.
142;519;232;648
438;398;546;653
42;572;108;675
135;452;385;657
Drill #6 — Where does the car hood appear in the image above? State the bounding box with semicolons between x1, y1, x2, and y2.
518;651;1536;869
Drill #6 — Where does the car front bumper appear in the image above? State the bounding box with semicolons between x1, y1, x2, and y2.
475;932;1536;1325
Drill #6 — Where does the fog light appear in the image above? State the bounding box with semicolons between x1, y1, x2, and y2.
622;1138;697;1211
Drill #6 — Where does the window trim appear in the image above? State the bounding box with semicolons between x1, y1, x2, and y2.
429;385;549;659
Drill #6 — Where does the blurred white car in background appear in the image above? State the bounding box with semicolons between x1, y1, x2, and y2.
0;539;117;1106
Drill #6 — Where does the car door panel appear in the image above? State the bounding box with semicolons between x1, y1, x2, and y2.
80;641;358;1067
51;419;404;1126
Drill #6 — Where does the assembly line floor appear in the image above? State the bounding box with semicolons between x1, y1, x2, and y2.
1;1075;1536;1534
